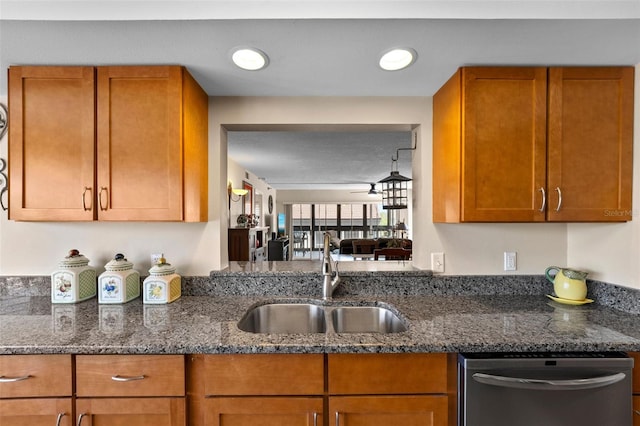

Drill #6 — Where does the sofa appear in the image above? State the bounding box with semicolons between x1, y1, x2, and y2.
338;238;412;255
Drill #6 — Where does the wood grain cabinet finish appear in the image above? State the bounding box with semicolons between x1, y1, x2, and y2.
328;354;450;426
433;66;634;223
188;354;324;426
0;355;73;426
75;355;186;426
8;65;208;222
329;395;448;426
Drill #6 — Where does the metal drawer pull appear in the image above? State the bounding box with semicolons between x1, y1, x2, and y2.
312;412;318;426
111;374;146;382
473;372;625;391
82;186;92;211
335;411;340;426
538;187;546;212
76;413;86;426
0;375;31;382
56;413;66;426
555;187;562;211
99;187;108;211
634;410;640;416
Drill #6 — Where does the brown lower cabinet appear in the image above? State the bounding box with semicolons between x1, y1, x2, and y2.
188;353;454;426
634;396;640;426
75;355;186;426
0;355;73;426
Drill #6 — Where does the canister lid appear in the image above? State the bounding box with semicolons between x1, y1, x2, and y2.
149;257;176;275
58;249;90;267
104;253;134;272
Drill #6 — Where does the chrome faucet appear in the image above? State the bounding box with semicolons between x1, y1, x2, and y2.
322;232;340;299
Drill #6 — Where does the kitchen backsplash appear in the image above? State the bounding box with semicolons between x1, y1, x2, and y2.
1;272;638;315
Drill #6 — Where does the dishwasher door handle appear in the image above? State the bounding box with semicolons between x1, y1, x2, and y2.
472;372;626;391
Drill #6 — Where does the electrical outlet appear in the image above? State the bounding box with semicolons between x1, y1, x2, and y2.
504;252;517;271
151;253;164;265
431;252;445;273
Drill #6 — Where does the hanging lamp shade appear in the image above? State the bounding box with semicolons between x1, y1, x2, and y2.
378;170;411;210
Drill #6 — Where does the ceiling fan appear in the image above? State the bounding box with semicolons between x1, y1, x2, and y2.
351;183;382;196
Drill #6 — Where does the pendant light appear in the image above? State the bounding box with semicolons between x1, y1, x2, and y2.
378;157;411;210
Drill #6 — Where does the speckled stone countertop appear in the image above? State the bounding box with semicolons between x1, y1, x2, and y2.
1;266;639;355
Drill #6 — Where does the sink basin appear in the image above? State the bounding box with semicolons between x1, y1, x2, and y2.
331;306;407;333
237;303;326;334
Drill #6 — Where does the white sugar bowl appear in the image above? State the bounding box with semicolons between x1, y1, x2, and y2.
142;257;181;304
98;253;140;304
51;249;97;304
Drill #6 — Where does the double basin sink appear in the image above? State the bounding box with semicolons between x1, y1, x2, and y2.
237;302;407;334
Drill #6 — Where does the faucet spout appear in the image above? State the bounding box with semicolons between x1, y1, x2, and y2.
322;232;340;299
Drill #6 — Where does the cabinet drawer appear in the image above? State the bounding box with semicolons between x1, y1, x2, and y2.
0;355;72;398
203;354;324;396
76;355;185;397
328;353;448;395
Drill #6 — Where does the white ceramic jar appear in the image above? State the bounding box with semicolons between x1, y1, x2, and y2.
51;249;96;304
142;257;181;304
98;253;140;304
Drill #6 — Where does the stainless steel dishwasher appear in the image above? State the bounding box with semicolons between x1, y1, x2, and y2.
458;352;634;426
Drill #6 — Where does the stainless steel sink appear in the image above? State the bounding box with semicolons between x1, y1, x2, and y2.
237;303;327;334
330;306;407;333
238;302;407;334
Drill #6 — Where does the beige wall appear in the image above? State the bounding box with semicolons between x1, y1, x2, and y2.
0;80;638;289
210;96;569;274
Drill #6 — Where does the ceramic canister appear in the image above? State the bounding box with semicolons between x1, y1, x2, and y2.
142;257;181;304
98;253;141;304
51;249;96;304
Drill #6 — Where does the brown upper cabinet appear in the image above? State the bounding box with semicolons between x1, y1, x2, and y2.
433;66;634;223
8;65;208;222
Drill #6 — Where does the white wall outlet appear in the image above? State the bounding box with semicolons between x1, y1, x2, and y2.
431;252;445;273
151;253;164;265
504;252;517;271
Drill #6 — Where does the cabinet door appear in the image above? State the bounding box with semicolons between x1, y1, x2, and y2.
329;395;448;426
8;66;96;221
461;67;548;222
205;397;323;426
0;398;73;426
75;397;185;426
96;66;184;221
547;67;634;221
634;396;640;426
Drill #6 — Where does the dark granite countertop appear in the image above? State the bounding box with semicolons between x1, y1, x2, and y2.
1;292;638;355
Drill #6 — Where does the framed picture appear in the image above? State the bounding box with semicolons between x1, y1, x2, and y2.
242;181;253;216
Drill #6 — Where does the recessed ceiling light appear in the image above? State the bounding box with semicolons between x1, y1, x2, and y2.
379;48;417;71
230;47;269;71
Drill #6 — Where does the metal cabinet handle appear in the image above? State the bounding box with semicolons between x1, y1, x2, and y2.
0;375;31;382
634;410;640;416
472;371;625;391
538;187;546;212
76;413;86;426
555;187;562;212
312;412;318;426
82;187;92;211
335;411;340;426
99;187;108;211
56;413;66;426
111;374;145;382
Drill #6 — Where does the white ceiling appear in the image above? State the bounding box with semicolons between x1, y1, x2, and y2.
1;1;639;190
